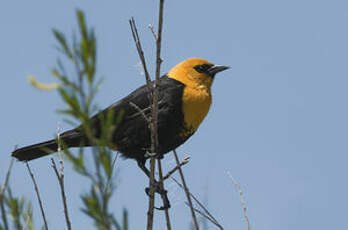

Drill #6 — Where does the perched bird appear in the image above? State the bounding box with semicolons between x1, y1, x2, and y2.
12;58;229;174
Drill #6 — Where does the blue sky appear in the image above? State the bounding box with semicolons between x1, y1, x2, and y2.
1;0;348;229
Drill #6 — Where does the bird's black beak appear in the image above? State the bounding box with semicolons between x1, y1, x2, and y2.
208;65;230;76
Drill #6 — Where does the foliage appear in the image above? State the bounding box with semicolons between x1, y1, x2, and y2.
52;9;128;230
0;175;35;230
1;9;128;230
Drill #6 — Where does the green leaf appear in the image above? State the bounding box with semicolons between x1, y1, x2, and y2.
24;203;34;230
77;10;88;42
53;29;73;59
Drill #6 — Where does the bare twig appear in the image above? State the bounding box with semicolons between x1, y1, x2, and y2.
148;25;157;40
0;158;14;230
129;1;166;229
185;203;223;230
51;159;72;230
172;176;223;229
25;162;49;230
129;18;152;87
130;1;167;229
129;102;151;123
146;1;165;228
146;159;156;230
157;159;171;229
52;123;72;230
173;150;199;230
152;0;165;154
129;17;156;230
227;171;251;230
163;156;190;180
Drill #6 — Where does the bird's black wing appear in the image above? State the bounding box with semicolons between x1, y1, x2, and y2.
12;75;186;162
81;75;186;162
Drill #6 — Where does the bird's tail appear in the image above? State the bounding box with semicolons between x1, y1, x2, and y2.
12;129;84;161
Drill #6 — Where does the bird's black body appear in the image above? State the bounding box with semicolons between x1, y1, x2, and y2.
12;76;193;164
98;75;192;164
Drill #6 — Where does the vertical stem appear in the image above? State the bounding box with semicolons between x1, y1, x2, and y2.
146;157;156;230
173;150;199;230
0;158;14;230
157;159;171;230
51;159;72;230
0;197;8;230
147;1;165;229
26;162;49;230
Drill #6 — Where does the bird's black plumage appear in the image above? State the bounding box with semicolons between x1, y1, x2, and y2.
12;75;193;164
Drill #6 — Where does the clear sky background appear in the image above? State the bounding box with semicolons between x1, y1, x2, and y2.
1;0;348;229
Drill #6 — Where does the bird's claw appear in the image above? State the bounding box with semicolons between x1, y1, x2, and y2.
145;181;171;210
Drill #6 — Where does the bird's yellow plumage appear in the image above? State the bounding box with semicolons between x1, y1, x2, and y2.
168;58;213;134
181;86;212;134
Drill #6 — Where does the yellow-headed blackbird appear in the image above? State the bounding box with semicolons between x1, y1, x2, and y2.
12;58;229;170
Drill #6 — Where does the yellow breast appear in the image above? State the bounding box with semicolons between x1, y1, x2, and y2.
182;86;212;132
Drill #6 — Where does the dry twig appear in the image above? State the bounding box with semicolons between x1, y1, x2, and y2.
227;171;251;230
51;159;72;230
26;162;49;230
129;0;167;229
129;102;151;123
129;18;152;87
186;204;223;230
146;0;166;226
172;176;224;230
51;123;72;230
156;159;171;229
148;25;158;41
129;17;157;230
173;150;199;230
163;156;190;181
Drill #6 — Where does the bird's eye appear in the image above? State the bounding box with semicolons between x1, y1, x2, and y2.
194;64;212;73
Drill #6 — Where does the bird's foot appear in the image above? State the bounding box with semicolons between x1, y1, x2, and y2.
145;180;171;210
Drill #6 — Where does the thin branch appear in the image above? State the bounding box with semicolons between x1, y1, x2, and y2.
0;197;8;230
130;1;165;229
147;1;165;228
185;203;223;230
227;171;251;230
173;150;199;230
0;158;14;230
152;0;165;152
129;17;156;230
0;159;14;197
129;18;152;87
171;176;223;229
51;159;72;230
163;156;190;181
25;162;49;230
52;123;72;230
129;16;156;229
148;25;157;41
129;102;151;123
157;159;171;229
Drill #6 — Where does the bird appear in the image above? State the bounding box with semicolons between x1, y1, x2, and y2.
12;58;229;176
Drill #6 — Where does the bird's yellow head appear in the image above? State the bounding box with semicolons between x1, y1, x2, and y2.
168;58;229;90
